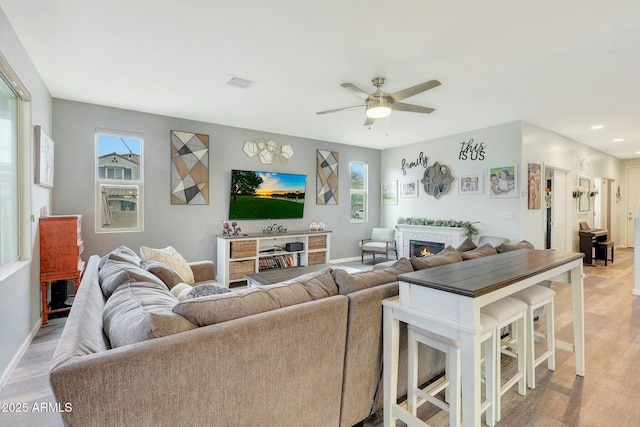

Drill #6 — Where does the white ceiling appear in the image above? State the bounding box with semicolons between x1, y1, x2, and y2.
2;1;640;158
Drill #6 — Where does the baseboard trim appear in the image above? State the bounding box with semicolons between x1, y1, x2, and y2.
0;318;42;391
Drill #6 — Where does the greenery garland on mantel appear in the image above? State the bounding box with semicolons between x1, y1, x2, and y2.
397;218;479;236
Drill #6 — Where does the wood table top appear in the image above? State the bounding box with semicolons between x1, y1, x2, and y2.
397;249;584;298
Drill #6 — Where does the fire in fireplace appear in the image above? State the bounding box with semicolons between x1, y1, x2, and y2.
409;239;445;257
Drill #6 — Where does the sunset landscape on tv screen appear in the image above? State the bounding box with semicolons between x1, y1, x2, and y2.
229;170;306;219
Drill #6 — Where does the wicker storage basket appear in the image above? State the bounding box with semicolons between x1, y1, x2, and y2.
307;251;327;266
229;260;255;280
230;240;257;258
308;235;327;250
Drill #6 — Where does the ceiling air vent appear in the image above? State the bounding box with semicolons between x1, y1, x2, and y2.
226;76;254;89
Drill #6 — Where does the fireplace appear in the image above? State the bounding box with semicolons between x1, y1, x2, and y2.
409;239;445;257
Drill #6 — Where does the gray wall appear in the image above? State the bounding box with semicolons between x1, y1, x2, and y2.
0;8;53;387
52;99;381;262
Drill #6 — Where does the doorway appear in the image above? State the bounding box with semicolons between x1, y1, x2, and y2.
626;166;640;247
544;166;568;252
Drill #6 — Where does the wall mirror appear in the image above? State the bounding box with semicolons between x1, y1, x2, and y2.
578;176;591;212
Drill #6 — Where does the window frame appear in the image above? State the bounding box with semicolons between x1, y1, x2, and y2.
349;160;368;223
95;129;144;233
0;51;31;271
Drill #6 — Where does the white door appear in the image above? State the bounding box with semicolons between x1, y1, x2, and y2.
626;167;640;247
551;169;567;252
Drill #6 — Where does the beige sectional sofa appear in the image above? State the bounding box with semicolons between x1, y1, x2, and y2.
49;239;534;427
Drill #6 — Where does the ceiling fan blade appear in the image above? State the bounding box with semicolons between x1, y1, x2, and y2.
364;116;375;126
316;105;365;115
341;83;373;100
390;79;441;102
392;102;435;114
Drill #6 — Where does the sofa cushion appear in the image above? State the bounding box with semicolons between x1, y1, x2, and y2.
173;287;279;326
461;243;498;260
141;260;184;289
409;249;463;270
373;257;414;273
140;245;195;284
98;259;167;299
274;269;339;300
456;237;478;252
262;282;313;308
332;268;399;295
98;245;142;269
496;240;535;253
103;280;197;348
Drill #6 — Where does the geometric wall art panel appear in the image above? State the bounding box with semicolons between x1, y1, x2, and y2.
316;149;339;205
170;130;209;205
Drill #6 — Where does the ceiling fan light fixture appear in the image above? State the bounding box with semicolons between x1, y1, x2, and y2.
366;97;392;118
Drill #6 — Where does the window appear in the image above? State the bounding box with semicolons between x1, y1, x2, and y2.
350;161;368;222
95;130;143;233
0;53;30;268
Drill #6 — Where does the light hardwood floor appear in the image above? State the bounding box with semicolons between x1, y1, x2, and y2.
1;250;638;427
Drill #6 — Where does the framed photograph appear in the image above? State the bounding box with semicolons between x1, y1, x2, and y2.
382;180;398;204
400;180;419;198
35;125;54;188
527;163;542;209
458;174;483;195
488;165;517;198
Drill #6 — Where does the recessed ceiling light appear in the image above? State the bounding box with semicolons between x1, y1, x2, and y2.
591;125;604;130
613;138;624;142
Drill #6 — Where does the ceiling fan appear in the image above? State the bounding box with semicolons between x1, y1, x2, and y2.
317;77;441;126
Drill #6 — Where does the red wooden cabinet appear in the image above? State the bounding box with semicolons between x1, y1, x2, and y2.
39;215;85;324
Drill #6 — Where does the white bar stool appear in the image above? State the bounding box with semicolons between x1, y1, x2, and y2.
511;283;556;389
481;296;528;422
406;314;498;427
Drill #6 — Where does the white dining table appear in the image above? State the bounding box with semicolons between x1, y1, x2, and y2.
382;249;585;427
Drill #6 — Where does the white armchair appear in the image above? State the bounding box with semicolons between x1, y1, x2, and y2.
361;228;398;263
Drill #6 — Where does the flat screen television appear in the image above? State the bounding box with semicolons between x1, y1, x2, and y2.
228;169;307;220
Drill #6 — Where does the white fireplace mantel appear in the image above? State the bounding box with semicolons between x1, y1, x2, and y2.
396;224;468;258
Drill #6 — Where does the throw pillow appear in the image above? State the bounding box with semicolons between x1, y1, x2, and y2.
170;282;192;301
409;250;463;270
456;237;478;252
495;240;535;253
186;283;231;299
141;260;184;289
373;257;414;273
140;245;195;284
460;243;498;260
103;280;197;348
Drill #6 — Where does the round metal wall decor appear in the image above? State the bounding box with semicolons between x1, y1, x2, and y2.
421;161;455;199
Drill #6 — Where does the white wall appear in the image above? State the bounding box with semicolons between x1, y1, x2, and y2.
52;99;382;262
0;8;53;388
522;122;623;251
381;121;523;241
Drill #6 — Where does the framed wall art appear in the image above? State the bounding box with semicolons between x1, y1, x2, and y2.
527;163;542;209
171;130;209;205
458;173;483;195
488;165;517;198
382;180;398;204
35;125;54;188
400;180;419;198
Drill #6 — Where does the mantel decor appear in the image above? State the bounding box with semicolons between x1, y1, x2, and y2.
398;217;479;236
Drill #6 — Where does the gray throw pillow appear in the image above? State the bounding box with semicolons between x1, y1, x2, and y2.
496;240;535;253
456;237;478;252
186;283;231;299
